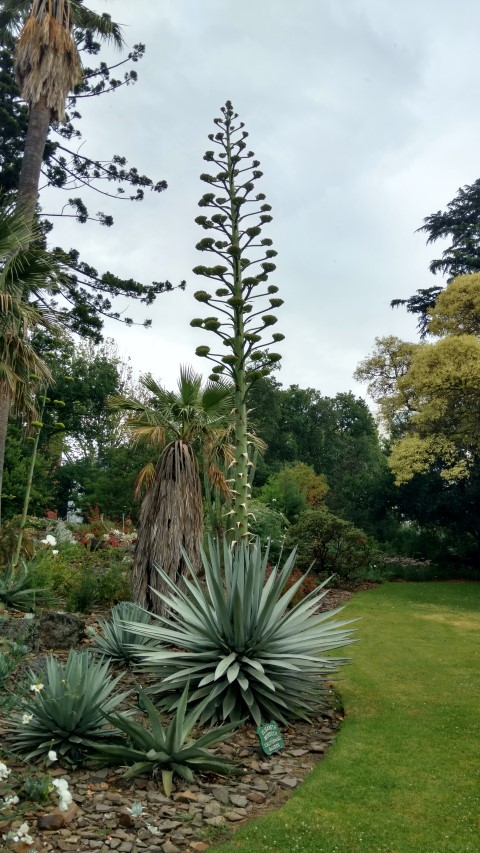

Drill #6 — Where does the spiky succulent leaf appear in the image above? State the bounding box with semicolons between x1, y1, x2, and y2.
0;560;50;610
91;601;158;664
96;684;240;794
7;651;130;768
126;539;357;725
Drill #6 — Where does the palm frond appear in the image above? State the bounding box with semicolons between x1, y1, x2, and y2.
15;1;83;121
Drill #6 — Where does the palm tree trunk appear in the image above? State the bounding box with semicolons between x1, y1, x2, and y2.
132;440;203;616
17;97;51;222
0;383;13;529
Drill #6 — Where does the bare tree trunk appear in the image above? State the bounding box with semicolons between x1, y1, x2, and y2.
0;383;13;529
17;97;51;222
132;440;204;616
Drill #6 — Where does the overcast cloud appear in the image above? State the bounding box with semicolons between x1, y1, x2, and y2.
42;0;480;398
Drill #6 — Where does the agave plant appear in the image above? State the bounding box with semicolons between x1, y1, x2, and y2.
8;650;130;768
0;559;49;610
91;601;158;665
96;684;240;796
126;539;357;725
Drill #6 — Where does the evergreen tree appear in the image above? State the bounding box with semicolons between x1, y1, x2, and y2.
0;3;183;341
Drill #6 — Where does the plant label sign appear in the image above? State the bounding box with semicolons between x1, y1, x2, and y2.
256;721;285;756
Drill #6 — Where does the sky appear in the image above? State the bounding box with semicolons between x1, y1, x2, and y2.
42;0;480;399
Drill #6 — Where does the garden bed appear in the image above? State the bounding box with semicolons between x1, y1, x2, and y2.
0;589;352;853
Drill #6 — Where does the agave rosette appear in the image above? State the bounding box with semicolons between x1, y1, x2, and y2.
126;539;357;725
8;650;130;768
92;601;159;664
96;684;240;795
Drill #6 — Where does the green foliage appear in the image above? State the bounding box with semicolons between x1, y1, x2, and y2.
2;422;57;522
8;651;130;768
28;543;132;612
248;499;288;562
286;510;376;580
249;379;390;537
387;335;480;483
127;539;355;726
96;685;240;795
428;273;480;336
0;559;49;610
92;601;157;664
0;638;28;689
20;772;53;804
258;463;328;523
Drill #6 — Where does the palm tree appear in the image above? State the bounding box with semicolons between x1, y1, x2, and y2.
2;0;123;220
110;368;238;615
0;203;62;526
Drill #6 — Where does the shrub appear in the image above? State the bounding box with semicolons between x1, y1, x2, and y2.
127;538;356;726
7;650;130;768
286;510;376;580
28;544;132;612
91;601;158;664
248;499;288;562
96;685;239;795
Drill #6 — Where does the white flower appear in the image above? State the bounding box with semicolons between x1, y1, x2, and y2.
53;778;72;812
30;683;44;694
0;762;10;781
12;822;33;844
126;802;143;817
41;534;57;546
4;794;19;806
22;713;33;724
47;750;58;763
52;549;59;556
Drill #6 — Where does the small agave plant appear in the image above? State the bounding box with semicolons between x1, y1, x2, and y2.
7;650;130;767
96;684;240;796
125;538;357;725
91;601;158;665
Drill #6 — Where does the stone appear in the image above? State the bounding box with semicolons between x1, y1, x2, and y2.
147;791;171;805
118;844;133;853
229;794;248;808
190;844;210;852
157;819;182;832
89;769;111;782
225;810;246;822
202;802;221;818
251;780;269;792
278;777;298;789
0;616;38;650
289;748;309;757
61;803;79;825
246;790;266;804
208;786;230;805
173;791;198;803
163;843;180;853
37;811;66;830
309;742;326;753
205;815;226;827
38;611;85;649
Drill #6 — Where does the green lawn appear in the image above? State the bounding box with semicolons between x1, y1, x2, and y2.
211;582;480;853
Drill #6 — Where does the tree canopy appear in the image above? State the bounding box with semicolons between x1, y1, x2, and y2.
0;4;183;341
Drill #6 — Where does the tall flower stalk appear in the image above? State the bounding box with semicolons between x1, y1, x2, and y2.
192;101;284;541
